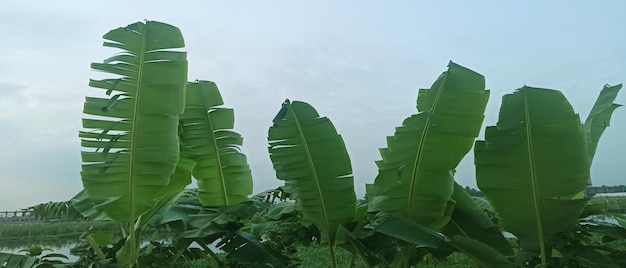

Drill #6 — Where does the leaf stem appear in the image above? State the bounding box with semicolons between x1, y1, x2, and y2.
523;90;547;267
404;241;410;268
199;242;223;267
349;249;356;268
328;243;337;268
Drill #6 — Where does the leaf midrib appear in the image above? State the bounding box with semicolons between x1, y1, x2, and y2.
406;74;448;221
206;108;230;205
288;104;332;236
523;90;547;263
129;26;148;225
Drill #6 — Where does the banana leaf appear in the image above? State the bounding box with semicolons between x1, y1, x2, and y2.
179;81;253;206
371;214;514;267
447;235;514;268
442;182;514;256
475;86;590;261
216;231;289;268
79;21;187;266
268;100;357;244
366;62;489;229
80;20;187;222
584;84;622;163
173;201;288;267
0;252;37;268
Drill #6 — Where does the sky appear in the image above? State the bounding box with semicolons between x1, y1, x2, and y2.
0;1;625;211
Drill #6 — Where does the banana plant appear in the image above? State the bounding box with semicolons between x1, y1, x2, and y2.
362;62;518;266
475;85;622;266
79;20;188;266
366;62;490;229
441;182;514;257
30;200;84;221
584;84;622;163
179;80;253;206
0;252;37;268
268;100;357;267
368;214;514;268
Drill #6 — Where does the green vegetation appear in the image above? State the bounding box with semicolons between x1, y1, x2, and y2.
476;87;590;265
1;20;625;268
268;100;357;267
0;221;118;242
585;185;626;196
588;196;626;214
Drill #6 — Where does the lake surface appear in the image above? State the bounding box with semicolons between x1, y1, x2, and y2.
0;238;210;263
0;239;79;262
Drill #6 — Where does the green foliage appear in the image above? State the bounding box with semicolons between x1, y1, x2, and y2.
475;87;591;264
268;100;359;266
180;81;253;206
148;190;291;267
512;210;626;268
79;20;189;266
367;62;490;229
584;84;623;163
365;214;514;267
268;100;357;245
442;183;514;256
0;252;36;268
29;202;83;222
588;196;626;214
80;20;188;223
19;247;69;268
475;85;622;267
0;221;120;242
248;201;320;255
0;247;69;268
356;62;517;267
554;220;626;267
136;241;206;268
293;244;367;268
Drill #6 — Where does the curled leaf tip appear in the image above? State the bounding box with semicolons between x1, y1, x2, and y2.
273;100;290;123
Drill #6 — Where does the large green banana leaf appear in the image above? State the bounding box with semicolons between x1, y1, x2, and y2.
584;84;622;163
80;20;187;223
442;182;514;256
179;80;253;206
475;87;590;259
268;100;357;244
366;62;489;229
31;200;82;221
0;252;37;268
370;214;514;267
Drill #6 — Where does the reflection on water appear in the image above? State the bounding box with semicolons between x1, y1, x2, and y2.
0;238;80;251
0;238;80;262
0;235;177;263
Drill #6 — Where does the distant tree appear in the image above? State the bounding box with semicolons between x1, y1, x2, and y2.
584;185;626;196
463;186;484;197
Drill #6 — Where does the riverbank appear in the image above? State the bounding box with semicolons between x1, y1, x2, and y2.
0;220;120;242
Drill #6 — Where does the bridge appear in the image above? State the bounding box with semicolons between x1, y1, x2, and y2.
0;210;38;224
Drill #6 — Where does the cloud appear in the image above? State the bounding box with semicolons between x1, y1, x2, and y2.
0;1;625;210
0;142;81;210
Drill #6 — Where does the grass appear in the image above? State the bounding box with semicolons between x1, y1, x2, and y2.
291;244;475;267
588;196;626;214
164;245;476;267
172;259;211;268
0;220;120;241
293;244;365;267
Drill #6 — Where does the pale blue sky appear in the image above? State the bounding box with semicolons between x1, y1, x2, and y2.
1;1;624;210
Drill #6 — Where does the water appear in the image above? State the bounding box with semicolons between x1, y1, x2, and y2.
0;239;79;262
0;238;214;264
